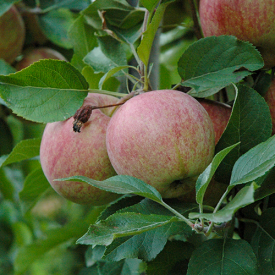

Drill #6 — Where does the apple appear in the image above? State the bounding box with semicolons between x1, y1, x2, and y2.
0;6;25;64
264;77;275;134
106;90;215;198
16;47;67;71
198;99;231;144
40;93;121;205
199;0;275;68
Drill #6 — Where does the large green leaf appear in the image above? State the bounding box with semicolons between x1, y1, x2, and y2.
0;59;16;75
178;36;264;97
187;238;259;275
215;84;272;183
58;175;163;203
251;208;275;275
77;212;179;246
189;182;259;223
0;60;88;123
0;138;41;168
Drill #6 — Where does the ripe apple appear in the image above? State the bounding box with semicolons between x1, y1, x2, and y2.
0;6;25;64
264;77;275;134
40;93;121;205
198;99;231;144
106;90;215;198
199;0;275;68
16;47;67;70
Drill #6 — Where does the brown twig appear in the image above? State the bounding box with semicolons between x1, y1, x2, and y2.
187;0;203;40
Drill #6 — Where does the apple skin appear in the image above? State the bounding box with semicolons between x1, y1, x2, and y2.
264;78;275;134
198;99;231;144
0;6;25;64
106;90;215;198
40;93;121;205
16;47;67;71
199;0;275;68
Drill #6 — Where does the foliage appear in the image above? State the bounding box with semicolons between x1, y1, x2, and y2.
0;0;274;274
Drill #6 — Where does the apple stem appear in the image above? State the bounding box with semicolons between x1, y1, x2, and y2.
72;102;124;133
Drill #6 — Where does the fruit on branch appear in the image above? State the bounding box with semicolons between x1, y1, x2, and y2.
15;47;67;70
199;0;275;68
106;90;215;198
0;6;25;64
40;93;120;205
198;99;231;144
264;77;275;134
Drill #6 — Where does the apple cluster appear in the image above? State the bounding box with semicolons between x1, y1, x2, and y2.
0;5;67;70
40;90;232;205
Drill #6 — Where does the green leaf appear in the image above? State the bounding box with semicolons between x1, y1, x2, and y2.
230;135;275;186
140;0;159;11
0;59;16;75
68;15;97;71
58;175;163;203
84;36;127;74
38;8;75;49
146;241;194;275
178;36;264;97
82;0;136;30
187;238;259;275
77;212;179;246
0;167;15;201
97;258;145;275
215;84;272;183
189;182;259;223
102;199;192;261
0;138;41;168
137;1;173;67
19;167;51;214
0;60;88;123
104;221;188;262
82;66;120;91
251;208;275;275
196;143;239;204
99;65;132;89
0;0;16;16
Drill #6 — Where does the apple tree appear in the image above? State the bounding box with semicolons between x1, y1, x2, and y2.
0;0;275;274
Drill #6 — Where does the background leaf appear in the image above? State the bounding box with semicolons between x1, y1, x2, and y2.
68;14;97;71
38;8;75;49
187;238;259;275
178;36;264;97
19;167;51;214
215;84;272;183
0;60;88;123
0;138;41;168
251;208;275;274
